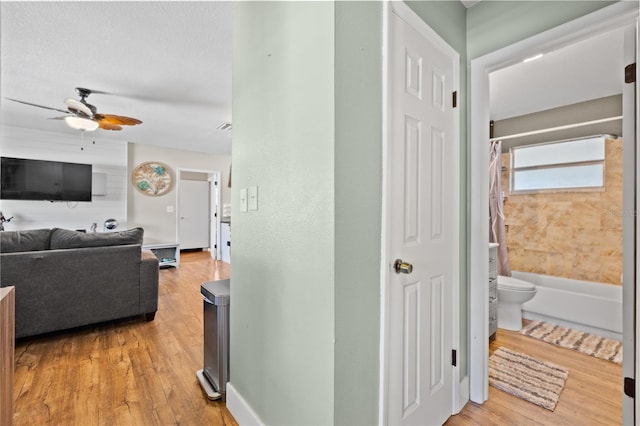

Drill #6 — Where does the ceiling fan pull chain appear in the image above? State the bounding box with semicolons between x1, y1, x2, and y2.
80;130;85;151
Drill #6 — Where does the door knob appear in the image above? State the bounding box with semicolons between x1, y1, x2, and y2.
394;259;413;274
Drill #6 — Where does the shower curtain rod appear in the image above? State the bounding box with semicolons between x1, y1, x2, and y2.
489;115;622;142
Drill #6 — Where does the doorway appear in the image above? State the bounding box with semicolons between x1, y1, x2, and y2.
468;3;638;423
177;168;222;260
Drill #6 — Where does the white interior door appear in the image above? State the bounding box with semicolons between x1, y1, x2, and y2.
179;180;210;250
387;6;457;425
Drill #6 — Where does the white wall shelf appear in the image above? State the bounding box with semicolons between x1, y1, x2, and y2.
143;242;180;268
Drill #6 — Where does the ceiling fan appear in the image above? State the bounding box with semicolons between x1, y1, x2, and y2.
6;87;142;132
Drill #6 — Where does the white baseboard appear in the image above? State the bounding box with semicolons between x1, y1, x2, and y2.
226;382;264;426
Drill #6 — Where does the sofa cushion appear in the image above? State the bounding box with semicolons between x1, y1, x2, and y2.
0;228;51;253
50;227;144;250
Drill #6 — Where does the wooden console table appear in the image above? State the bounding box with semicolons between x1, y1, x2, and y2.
0;286;15;426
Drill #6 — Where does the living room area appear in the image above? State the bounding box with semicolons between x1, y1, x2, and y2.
1;2;235;424
4;250;235;425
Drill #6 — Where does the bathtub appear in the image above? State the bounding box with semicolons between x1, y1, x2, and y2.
515;271;623;341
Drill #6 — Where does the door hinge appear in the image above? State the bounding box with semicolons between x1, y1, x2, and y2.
624;377;635;398
452;91;458;108
625;63;636;83
451;349;457;367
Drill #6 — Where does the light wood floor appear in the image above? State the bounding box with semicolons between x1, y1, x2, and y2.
12;252;623;425
13;250;238;425
447;324;623;426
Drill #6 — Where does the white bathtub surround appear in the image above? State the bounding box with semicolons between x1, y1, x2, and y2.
496;275;537;331
517;271;623;341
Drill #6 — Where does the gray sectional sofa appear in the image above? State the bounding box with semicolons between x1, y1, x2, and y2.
0;227;159;338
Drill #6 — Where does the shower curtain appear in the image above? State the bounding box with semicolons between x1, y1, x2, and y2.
489;140;511;277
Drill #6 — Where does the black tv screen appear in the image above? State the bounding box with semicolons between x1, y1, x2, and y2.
1;157;92;201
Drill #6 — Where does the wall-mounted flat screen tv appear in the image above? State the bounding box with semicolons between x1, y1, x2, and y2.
1;157;92;201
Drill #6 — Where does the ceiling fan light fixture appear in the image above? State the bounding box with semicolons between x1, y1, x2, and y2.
64;116;99;131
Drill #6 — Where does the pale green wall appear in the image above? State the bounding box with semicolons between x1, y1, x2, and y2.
333;3;383;424
231;2;335;425
232;2;468;424
467;1;616;59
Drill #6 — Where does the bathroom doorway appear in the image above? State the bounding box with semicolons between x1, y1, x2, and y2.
469;3;638;423
489;29;625;338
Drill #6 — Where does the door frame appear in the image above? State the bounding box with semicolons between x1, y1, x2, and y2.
379;2;462;423
468;1;639;416
176;168;222;260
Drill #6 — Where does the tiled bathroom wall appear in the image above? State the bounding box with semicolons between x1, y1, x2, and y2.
501;138;623;285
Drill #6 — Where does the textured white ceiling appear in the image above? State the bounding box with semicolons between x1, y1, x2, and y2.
1;2;624;152
1;2;233;155
490;28;624;121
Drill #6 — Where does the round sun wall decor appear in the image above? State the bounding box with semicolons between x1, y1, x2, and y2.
132;161;173;196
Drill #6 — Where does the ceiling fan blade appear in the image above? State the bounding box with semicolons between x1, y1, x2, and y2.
96;114;142;126
85;88;110;95
48;116;71;120
5;98;69;114
98;121;123;131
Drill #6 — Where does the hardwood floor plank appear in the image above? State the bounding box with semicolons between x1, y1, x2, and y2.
14;252;621;425
448;326;622;426
13;251;236;426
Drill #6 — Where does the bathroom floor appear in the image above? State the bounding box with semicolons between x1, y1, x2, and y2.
447;321;622;425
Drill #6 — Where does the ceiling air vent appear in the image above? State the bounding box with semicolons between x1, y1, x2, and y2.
216;122;232;132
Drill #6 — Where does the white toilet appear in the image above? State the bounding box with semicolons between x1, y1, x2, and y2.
497;275;537;331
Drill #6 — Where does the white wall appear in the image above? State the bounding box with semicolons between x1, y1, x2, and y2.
0;126;231;242
127;142;231;244
0;125;127;231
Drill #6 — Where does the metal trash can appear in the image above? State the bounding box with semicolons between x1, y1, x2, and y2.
196;279;230;401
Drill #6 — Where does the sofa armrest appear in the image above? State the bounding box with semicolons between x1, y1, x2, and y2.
142;249;157;262
140;249;159;315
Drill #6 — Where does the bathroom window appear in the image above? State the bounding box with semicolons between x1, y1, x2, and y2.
510;136;605;193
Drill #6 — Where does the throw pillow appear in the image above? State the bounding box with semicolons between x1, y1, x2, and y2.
50;227;144;250
0;228;52;253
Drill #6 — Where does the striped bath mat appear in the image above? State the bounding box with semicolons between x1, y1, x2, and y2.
519;321;623;364
489;347;569;411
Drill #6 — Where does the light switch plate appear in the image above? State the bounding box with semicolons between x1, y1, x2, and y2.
240;188;248;212
166;205;174;213
248;186;258;211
